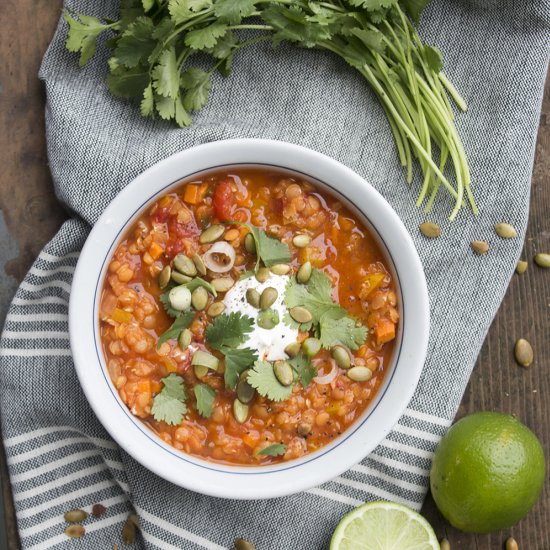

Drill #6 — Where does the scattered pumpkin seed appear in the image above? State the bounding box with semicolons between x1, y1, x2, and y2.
347;366;373;382
257;308;280;330
233;538;257;550
297;422;312;436
495;222;517;239
516;260;528;274
246;288;261;308
505;537;519;550
171;270;192;284
534;252;550;268
297;261;312;284
91;503;106;518
332;345;351;369
224;228;240;241
255;267;270;283
192;350;219;371
173;253;197;276
273;360;294;386
128;513;139;528
471;240;489;256
419;222;441;238
64;509;88;523
194;364;208;378
289;306;313;324
211;277;235;293
233;399;249;424
440;538;451;550
260;287;278;310
169;285;192;311
158;266;171;289
514;338;533;368
244;233;256;254
178;328;192;350
302;337;321;357
293;234;312;248
270;263;291;275
121;515;136;544
284;341;301;358
199;224;225;244
192;253;207;276
207;302;226;317
65;524;85;539
237;378;255;404
191;286;208;311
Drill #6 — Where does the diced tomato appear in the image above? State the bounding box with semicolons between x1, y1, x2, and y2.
152;205;171;223
212;179;234;221
271;197;284;215
165;239;186;258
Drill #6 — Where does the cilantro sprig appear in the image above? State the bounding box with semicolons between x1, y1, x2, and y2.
194;383;216;418
243;224;291;271
156;310;195;348
151;374;187;425
247;360;292;402
257;443;287;457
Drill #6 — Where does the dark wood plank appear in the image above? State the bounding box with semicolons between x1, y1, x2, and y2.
0;1;548;548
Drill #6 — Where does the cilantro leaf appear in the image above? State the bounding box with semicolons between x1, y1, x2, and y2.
423;45;443;73
214;0;257;24
347;0;397;10
157;310;195;348
107;65;150;99
193;383;216;417
152;46;179;98
151;374;187;425
185;22;228;50
247;361;292;402
289;352;317;388
400;0;432;23
114;17;157;68
318;311;367;350
206;31;238;59
63;11;110;66
175;96;193;127
257;443;286;457
351;28;386;55
140;83;155;117
206;312;255;350
159;290;181;317
243;224;291;270
181;68;212;112
223;347;258;389
186;277;217;296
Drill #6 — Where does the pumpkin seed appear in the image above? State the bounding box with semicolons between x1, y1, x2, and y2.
255;267;270;283
192;350;219;371
471;240;489;256
347;366;373;382
505;537;519;550
178;328;192;349
419;222;441;238
64;509;88;523
171;271;192;284
302;337;321;357
211;277;234;293
440;538;451;550
495;222;517;239
191;286;208;311
169;285;192;311
332;345;351;369
199;224;225;244
122;516;136;544
534;252;550;268
194;364;208;378
233;399;249;424
284;341;301;358
246;288;261;308
297;261;312;284
192;253;207;276
91;503;106;518
173;253;197;276
207;302;226;317
128;513;140;528
289;306;313;324
237;378;255;404
158;266;171;289
514;338;533;368
244;233;256;254
297;422;312;436
260;287;278;309
65;524;85;539
270;263;291;275
293;234;311;248
257;308;280;330
273;360;294;386
516;260;528;274
233;538;257;550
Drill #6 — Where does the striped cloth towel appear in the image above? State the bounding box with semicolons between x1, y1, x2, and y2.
1;0;548;548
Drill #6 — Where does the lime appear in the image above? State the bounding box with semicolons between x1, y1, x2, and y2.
330;501;439;550
430;411;546;533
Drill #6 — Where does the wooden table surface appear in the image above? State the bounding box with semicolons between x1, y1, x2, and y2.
1;1;548;548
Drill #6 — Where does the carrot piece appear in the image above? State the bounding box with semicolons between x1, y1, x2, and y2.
183;183;208;205
375;318;396;345
357;345;369;358
138;380;151;393
360;273;386;299
148;241;165;260
162;357;178;373
111;308;132;324
151;380;163;394
242;431;260;448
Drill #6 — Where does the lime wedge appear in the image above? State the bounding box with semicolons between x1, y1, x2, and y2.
330;501;439;550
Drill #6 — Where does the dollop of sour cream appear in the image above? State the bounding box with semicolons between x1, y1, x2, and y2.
223;273;298;361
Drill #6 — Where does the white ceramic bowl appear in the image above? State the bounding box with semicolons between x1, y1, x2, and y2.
70;139;429;500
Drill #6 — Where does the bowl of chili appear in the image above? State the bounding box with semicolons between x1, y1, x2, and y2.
70;139;429;499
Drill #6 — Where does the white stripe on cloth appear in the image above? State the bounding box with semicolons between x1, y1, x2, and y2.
394;423;442;444
332;476;418;508
350;464;425;493
5;426;112;447
404;407;451;427
379;438;434;460
29;265;75;278
368;452;429;478
19;495;128;538
5;313;68;322
11;296;68;306
136;505;226;550
19;280;72;294
25;511;128;550
306;487;363;507
0;348;71;357
37;251;80;263
2;331;69;340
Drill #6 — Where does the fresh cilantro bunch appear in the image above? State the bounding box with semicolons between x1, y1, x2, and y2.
64;0;474;219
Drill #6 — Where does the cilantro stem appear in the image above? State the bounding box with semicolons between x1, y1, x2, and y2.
439;72;468;112
228;25;274;31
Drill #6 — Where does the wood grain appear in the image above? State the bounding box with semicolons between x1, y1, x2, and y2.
0;1;548;548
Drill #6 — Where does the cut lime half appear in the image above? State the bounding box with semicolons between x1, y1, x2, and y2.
330;501;439;550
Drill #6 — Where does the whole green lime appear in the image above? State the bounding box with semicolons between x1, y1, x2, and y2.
430;412;545;533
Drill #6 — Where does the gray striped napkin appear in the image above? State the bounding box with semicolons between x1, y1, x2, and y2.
1;0;548;548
